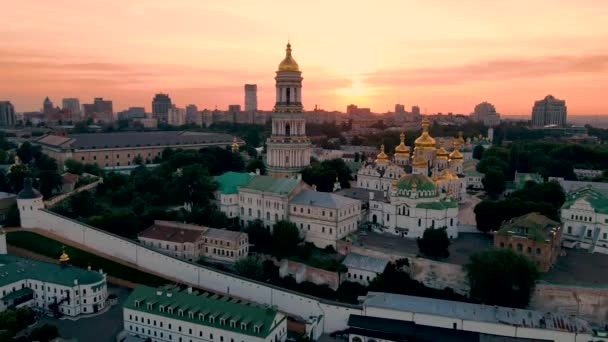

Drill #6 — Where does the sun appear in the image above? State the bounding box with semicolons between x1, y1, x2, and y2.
336;79;371;99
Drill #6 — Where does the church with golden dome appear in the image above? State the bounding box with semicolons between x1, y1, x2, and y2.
266;42;312;178
357;118;468;239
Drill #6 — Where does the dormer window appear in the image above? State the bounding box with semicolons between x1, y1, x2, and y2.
134;300;140;308
209;316;215;324
178;309;184;317
241;323;248;331
168;307;174;314
199;313;205;321
220;318;226;325
159;305;165;313
188;312;194;319
147;303;153;310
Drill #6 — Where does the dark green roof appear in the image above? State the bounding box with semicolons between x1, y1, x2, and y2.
562;186;608;214
498;212;560;242
124;285;283;338
214;172;253;195
241;175;299;195
396;174;436;191
416;199;458;210
0;255;104;288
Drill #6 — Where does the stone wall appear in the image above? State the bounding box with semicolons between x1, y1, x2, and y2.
531;283;608;325
44;179;102;208
405;257;470;296
20;208;363;338
279;260;342;290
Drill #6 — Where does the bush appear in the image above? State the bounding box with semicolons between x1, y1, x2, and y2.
28;324;59;342
417;227;450;259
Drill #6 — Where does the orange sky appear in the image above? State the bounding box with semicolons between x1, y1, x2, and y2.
1;0;608;115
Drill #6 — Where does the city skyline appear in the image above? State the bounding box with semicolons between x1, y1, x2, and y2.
2;0;608;115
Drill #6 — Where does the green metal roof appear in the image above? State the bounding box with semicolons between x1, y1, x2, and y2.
1;287;33;302
498;212;560;242
416;199;458;210
396;174;436;191
124;285;283;338
562;186;608;214
214;172;253;195
240;175;299;195
0;255;104;288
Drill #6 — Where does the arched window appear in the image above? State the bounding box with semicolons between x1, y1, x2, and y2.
285;123;291;136
286;88;291;105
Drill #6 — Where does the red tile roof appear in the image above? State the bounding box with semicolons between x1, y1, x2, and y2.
138;224;203;243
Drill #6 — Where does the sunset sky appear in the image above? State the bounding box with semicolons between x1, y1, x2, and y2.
1;0;607;115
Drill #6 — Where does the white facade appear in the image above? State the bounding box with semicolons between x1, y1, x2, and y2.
368;174;459;239
560;187;608;254
573;168;603;180
289;190;361;248
239;188;291;229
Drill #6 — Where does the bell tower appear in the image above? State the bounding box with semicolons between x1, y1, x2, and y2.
266;42;312;178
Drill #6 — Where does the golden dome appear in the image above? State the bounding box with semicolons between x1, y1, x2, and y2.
457;131;465;146
59;246;70;263
394;132;410;156
278;42;300;72
449;141;464;160
375;144;389;163
412;153;427;167
436;139;449;160
231;137;239;152
414;118;436;149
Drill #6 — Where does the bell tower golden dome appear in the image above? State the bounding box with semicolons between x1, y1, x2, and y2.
394;132;410;156
375;144;389;164
414;118;436;149
278;42;300;72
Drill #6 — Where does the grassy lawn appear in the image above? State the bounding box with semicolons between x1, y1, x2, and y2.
7;231;169;287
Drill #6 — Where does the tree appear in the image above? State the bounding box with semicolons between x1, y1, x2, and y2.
465;249;539;308
246;158;266;175
64;159;85;175
301;159;352;192
133;155;144;165
245;220;272;253
235;255;264;280
354;152;360;162
6;164;30;194
271;220;301;258
472;145;484;160
131;196;147;216
482;169;506;198
66;190;99;218
169;164;217;211
28;324;59;342
36;169;63;198
16;141;35;164
417;227;450;258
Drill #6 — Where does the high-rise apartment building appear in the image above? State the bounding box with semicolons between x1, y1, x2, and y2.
62;98;81;120
82;97;114;122
152;93;172;123
185;104;198;123
0;101;16;127
244;84;257;111
43;97;54;114
167;107;186;126
471;101;500;127
531;95;567;128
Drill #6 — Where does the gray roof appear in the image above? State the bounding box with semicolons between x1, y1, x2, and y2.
35;131;240;150
203;228;245;241
363;292;592;334
337;188;383;203
342;253;388;273
290;190;360;209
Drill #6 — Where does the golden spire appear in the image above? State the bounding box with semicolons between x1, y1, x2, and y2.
414;118;436;149
394;132;410;156
375;144;389;163
436;139;449;160
278;41;300;72
231;137;240;153
59;246;70;263
449;140;464;160
457;131;465;146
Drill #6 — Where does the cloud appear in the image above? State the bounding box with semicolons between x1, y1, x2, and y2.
364;54;608;87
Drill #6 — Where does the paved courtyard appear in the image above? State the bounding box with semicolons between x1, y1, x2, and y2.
542;249;608;286
355;231;492;265
37;285;131;342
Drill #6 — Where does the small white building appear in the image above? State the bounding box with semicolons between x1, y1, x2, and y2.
289;190;361;249
0;238;107;317
342;253;388;286
573;168;603;180
560;186;608;254
213;172;254;218
123;285;287;342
